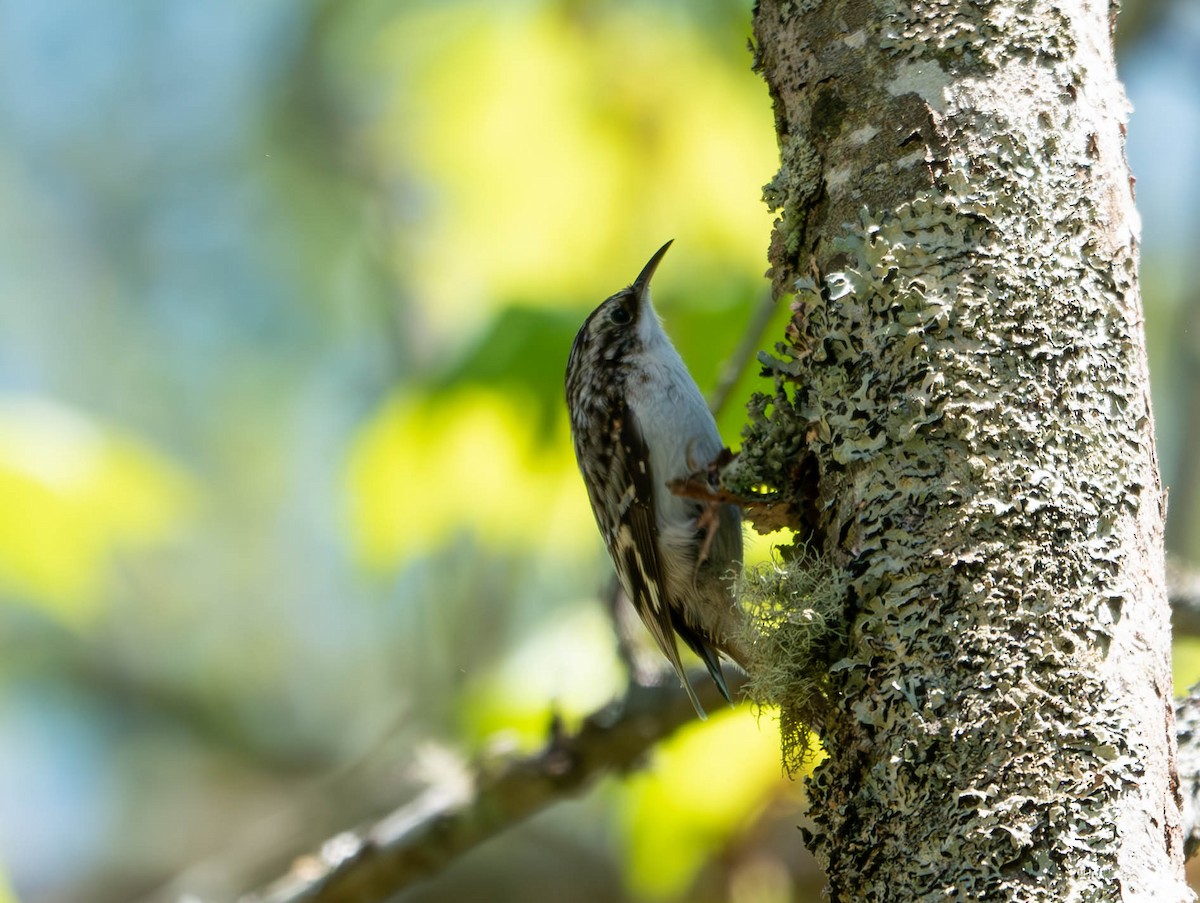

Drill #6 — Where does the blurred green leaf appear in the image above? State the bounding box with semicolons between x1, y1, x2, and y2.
344;387;593;573
434;306;583;438
0;396;194;625
367;1;776;337
619;709;801;900
0;861;15;903
1174;637;1200;694
459;606;625;748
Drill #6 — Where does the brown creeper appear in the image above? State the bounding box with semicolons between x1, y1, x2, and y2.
565;241;746;718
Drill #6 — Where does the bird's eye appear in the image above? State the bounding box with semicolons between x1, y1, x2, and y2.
609;306;632;326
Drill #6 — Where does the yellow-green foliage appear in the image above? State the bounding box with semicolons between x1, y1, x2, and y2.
620;708;794;900
0;396;193;624
736;548;846;774
345;388;592;571
371;2;776;337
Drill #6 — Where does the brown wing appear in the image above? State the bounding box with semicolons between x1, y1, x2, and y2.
603;405;709;717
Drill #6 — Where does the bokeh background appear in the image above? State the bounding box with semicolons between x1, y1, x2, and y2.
0;1;1197;901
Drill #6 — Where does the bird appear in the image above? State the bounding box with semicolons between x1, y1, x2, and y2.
565;240;746;718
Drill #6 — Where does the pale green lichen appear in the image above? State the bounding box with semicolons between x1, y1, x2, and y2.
762;133;824;256
760;182;1155;894
748;0;1178;890
879;0;1072;68
743;24;1170;901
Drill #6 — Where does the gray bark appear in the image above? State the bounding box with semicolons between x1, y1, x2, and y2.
741;0;1187;897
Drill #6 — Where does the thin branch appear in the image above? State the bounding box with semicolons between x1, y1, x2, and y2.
220;550;1200;901
241;671;747;903
607;578;671;686
708;288;778;418
225;554;1200;900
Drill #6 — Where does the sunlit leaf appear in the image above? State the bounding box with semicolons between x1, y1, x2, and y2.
344;388;594;571
0;860;15;903
369;2;776;337
0;396;194;626
1173;637;1200;695
619;709;798;900
459;605;625;749
432;305;583;438
744;527;796;568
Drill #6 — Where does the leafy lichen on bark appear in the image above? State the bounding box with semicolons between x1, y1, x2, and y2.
745;0;1185;898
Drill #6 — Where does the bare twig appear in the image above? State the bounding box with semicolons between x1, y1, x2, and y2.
242;672;747;903
607;578;669;685
197;548;1200;901
709;288;778;418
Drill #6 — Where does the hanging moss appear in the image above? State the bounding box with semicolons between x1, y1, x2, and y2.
736;549;847;775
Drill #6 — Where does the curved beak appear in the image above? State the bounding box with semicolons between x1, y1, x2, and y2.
632;240;673;299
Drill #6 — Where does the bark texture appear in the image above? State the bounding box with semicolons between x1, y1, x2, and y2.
739;0;1186;897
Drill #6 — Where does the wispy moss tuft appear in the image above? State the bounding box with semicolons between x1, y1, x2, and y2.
737;548;846;774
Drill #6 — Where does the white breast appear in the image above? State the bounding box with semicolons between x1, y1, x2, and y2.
625;325;723;530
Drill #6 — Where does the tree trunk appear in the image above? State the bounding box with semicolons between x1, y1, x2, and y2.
741;0;1187;897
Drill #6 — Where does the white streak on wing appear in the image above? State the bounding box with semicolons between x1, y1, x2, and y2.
638;545;664;613
618;482;636;513
613;523;663;613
